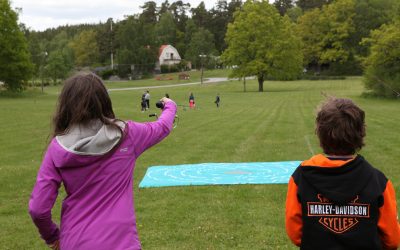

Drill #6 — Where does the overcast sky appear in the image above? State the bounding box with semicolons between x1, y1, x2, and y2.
11;0;219;31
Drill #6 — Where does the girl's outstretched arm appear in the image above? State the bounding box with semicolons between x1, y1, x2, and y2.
129;100;177;157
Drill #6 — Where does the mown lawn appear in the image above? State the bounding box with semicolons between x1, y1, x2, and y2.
0;74;399;249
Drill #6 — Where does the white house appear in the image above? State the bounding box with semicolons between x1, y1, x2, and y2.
155;44;181;71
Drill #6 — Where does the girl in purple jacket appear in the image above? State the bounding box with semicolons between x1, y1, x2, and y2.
29;73;177;250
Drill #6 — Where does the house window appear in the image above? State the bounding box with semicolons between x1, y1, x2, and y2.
170;53;174;59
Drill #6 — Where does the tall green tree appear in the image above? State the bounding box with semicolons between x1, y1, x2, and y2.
184;19;198;52
352;0;398;57
116;16;157;76
185;28;217;69
297;0;356;72
26;31;44;81
191;2;210;27
140;1;158;24
48;31;70;52
363;22;400;98
222;0;303;92
41;31;74;83
167;1;191;55
298;0;397;75
296;8;323;68
227;0;243;18
69;30;100;67
159;0;170;15
44;50;71;84
0;0;32;91
319;0;355;64
47;31;74;66
96;18;114;65
156;12;177;45
208;1;230;53
169;1;191;31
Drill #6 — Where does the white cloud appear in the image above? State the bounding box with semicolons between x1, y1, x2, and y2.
11;0;219;31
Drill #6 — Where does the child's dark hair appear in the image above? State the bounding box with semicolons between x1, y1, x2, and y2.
316;98;366;155
52;72;123;137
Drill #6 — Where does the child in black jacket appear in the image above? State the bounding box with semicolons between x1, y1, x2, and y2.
286;98;400;249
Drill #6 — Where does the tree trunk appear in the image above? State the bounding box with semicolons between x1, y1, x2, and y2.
258;74;264;92
243;77;246;92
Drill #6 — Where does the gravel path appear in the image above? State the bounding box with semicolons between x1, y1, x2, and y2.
107;77;232;92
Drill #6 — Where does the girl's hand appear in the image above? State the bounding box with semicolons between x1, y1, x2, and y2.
48;240;60;250
160;97;173;104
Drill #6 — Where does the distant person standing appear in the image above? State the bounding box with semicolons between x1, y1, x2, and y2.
189;92;195;109
141;92;146;112
145;90;150;109
215;93;220;108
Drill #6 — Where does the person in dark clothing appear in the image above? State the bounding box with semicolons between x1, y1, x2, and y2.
215;93;220;108
141;92;146;112
145;90;150;109
286;98;400;250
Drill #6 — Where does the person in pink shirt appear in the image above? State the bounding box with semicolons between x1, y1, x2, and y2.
29;73;177;250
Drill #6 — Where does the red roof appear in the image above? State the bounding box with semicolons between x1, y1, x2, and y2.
159;45;168;57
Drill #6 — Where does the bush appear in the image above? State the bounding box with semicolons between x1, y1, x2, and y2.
300;75;346;80
160;64;179;74
99;69;117;80
160;65;168;73
141;72;153;79
327;60;362;76
117;65;131;78
177;60;190;71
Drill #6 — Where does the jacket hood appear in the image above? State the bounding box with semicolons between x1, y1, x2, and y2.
54;120;126;167
301;155;374;203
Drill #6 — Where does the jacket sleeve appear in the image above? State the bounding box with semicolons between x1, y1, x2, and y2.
130;101;177;157
285;176;302;247
28;146;62;244
378;180;400;250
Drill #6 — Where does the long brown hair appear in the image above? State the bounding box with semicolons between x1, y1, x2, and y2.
52;72;123;137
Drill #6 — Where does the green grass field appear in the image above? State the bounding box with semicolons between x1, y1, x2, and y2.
0;73;399;249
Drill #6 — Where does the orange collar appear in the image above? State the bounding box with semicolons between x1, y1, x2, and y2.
301;154;355;168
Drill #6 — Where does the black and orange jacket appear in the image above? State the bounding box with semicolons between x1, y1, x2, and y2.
285;154;400;250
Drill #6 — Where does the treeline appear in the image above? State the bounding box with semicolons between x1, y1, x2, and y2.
1;0;399;97
220;0;399;95
24;0;243;82
293;0;399;97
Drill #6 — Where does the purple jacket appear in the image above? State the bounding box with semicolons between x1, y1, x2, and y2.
29;102;177;250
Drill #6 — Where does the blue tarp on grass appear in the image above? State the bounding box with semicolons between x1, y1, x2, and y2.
139;161;301;188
